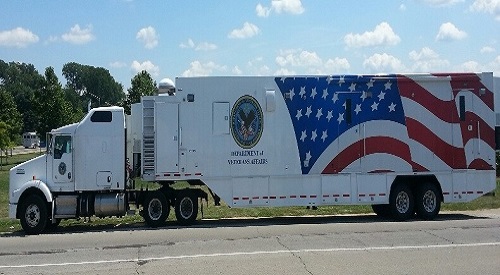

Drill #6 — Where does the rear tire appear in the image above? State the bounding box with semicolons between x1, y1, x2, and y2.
20;195;48;235
415;183;441;220
389;183;414;221
143;191;169;227
175;191;198;225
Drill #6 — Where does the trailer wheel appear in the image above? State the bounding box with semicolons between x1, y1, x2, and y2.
143;191;169;227
371;204;391;218
389;183;414;221
20;195;48;235
175;191;198;225
415;183;441;220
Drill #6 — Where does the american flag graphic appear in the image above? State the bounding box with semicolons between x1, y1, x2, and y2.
275;74;495;175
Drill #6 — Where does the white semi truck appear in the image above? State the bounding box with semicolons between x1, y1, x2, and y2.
9;72;497;234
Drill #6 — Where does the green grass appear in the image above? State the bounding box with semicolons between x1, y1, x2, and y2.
1;153;499;233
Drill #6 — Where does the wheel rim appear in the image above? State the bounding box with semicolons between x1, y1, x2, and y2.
422;190;436;213
25;204;41;228
395;191;410;214
179;197;193;219
148;198;163;221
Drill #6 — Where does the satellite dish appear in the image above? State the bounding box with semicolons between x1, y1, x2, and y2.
158;78;175;95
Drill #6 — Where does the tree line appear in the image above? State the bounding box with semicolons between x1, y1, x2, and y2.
0;59;157;153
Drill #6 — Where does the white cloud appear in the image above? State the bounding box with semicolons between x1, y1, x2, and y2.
182;61;227;77
458;55;500;75
136;26;158;49
228;22;260;39
179;38;217;51
408;47;449;72
131;60;160;76
179;38;195;49
62;24;95;44
419;0;464;7
481;46;496;53
256;4;271;17
363;53;406;73
344;22;401;48
0;27;39;48
275;49;350;74
109;61;127;68
232;66;243;75
470;0;500;21
436;22;467;41
274;68;296;75
460;60;482;72
256;0;305;17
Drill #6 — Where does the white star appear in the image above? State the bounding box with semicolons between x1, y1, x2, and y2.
338;75;345;86
332;92;339;103
371;101;379;111
367;78;375;89
322;88;329;100
305;106;312;117
299;86;306;99
349;82;356;92
388;102;396;112
326;110;334;122
311;130;318;142
280;77;286;83
384;80;392;90
289;88;295;100
360;91;368;101
327;75;334;84
321;130;328;142
305;151;312;161
378;91;386;101
296;109;303;120
300;130;307;142
316;108;323;120
310;87;317;99
337;113;344;124
354;104;362;114
342;101;346;109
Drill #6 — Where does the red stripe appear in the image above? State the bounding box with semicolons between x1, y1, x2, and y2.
323;137;413;174
468;158;494;170
333;194;340;198
432;73;494;111
343;194;350;197
379;193;386;197
300;195;307;198
406;117;466;169
252;196;259;200
460;112;495;149
290;195;297;199
270;196;277;199
310;195;317;198
398;76;459;124
242;197;249;200
323;194;330;198
233;197;239;201
280;196;287;199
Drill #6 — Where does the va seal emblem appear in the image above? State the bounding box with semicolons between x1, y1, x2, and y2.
231;95;263;149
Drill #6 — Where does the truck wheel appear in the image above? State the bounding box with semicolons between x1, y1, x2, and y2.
389;184;414;221
20;195;48;235
143;191;169;227
415;183;441;220
175;191;198;225
372;204;391;218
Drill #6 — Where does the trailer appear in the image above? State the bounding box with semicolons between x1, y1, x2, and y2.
9;72;497;234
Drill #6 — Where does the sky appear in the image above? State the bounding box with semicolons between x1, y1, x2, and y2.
0;0;499;91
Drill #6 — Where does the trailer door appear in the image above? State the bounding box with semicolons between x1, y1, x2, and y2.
155;102;179;174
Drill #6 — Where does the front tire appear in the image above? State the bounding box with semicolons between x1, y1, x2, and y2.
20;195;48;235
175;191;198;225
143;191;169;227
415;183;441;220
389;183;414;221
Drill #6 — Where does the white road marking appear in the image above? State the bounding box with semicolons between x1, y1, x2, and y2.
1;242;500;269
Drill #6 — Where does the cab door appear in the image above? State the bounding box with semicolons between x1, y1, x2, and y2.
52;135;74;184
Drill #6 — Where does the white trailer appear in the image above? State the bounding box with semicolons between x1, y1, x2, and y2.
9;72;497;234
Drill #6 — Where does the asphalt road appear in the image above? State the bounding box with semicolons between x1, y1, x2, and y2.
1;210;500;275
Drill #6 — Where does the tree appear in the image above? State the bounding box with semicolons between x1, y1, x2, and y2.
0;121;12;169
62;62;125;111
0;87;22;142
123;70;157;114
34;67;77;141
